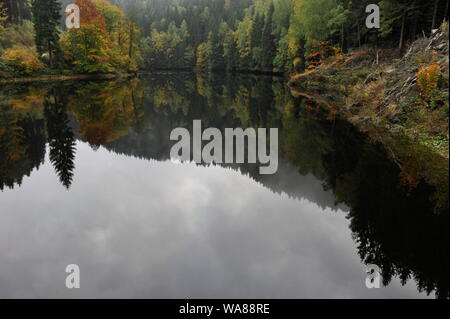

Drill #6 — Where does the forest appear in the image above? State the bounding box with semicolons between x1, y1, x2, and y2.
0;0;448;76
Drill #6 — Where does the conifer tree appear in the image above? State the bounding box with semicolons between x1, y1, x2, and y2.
31;0;62;68
261;4;276;71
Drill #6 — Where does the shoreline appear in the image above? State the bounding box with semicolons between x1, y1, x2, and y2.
0;69;285;84
0;72;136;84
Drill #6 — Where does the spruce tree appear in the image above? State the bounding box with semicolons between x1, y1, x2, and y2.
261;4;276;72
31;0;62;68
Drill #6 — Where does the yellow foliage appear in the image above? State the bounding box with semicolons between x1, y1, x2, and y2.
196;73;207;96
332;46;343;61
417;62;441;102
9;87;47;110
293;57;303;69
0;3;7;30
283;100;296;119
1;46;44;75
196;43;208;69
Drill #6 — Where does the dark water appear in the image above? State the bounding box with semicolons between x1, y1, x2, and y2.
0;73;448;299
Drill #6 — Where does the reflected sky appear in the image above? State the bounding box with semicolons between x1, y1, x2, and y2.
0;141;427;298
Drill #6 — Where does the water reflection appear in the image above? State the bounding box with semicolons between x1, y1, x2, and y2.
0;73;448;298
44;88;76;189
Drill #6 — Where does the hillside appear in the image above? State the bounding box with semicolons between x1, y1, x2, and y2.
289;24;449;208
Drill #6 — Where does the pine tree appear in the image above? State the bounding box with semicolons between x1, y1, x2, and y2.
44;90;76;190
208;29;225;71
31;0;62;68
224;30;238;71
251;13;264;68
261;4;276;71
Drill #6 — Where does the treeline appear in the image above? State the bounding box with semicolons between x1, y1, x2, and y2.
1;0;449;76
0;0;141;77
113;0;449;73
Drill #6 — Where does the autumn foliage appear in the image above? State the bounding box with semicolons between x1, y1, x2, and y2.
60;0;141;73
76;0;107;29
417;62;441;102
1;46;44;75
307;41;333;69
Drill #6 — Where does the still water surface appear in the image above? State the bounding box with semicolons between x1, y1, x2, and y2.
0;73;448;298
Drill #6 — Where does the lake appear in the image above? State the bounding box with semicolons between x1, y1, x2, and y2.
0;73;448;298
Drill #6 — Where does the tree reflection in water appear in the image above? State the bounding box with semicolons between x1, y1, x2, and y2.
0;73;448;298
44;88;76;189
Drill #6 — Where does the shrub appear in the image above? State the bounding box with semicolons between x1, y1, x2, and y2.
417;62;441;103
1;46;44;75
0;20;35;52
0;60;14;78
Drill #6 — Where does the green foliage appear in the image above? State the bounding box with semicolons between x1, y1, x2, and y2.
143;20;191;69
61;24;113;73
2;0;449;75
0;20;35;53
113;0;448;73
0;59;14;77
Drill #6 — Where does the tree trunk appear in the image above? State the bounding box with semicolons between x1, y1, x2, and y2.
17;0;22;24
357;21;361;48
445;0;449;22
432;0;440;30
409;0;419;43
129;22;133;59
399;11;406;50
49;40;53;68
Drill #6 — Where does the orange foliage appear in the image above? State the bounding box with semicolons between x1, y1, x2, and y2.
307;40;331;69
75;0;107;30
417;62;441;102
79;121;113;148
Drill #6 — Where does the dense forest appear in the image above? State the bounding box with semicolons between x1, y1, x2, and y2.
1;0;449;75
111;0;450;73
